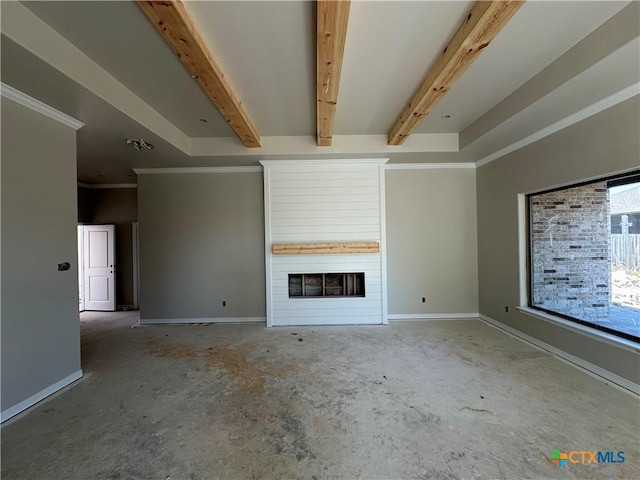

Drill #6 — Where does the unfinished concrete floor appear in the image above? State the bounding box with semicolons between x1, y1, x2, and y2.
1;312;639;479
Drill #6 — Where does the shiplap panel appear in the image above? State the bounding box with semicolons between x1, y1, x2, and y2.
264;161;386;326
271;233;379;243
271;260;382;274
273;308;382;318
270;177;379;188
270;202;379;212
273;297;380;307
272;260;382;276
270;186;380;197
271;210;380;220
271;172;379;183
272;254;381;265
271;316;382;326
273;217;380;227
272;266;382;278
271;290;382;300
270;194;380;205
270;225;380;236
264;165;381;175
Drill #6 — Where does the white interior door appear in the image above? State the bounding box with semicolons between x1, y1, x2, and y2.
78;226;84;312
83;225;116;311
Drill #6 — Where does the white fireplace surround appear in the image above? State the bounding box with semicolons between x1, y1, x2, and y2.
261;159;389;327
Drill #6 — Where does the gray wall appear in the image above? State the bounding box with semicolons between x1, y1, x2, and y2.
138;173;265;320
90;188;138;307
386;169;478;315
1;98;81;413
139;169;479;321
476;97;640;384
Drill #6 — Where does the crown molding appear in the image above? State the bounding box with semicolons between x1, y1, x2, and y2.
77;183;138;189
1;82;84;130
476;83;640;168
386;163;475;170
133;166;263;175
260;158;389;167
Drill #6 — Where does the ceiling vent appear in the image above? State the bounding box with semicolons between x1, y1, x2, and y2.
126;138;155;151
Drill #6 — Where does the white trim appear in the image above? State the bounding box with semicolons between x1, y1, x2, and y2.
517;194;528;307
77;225;85;312
77;183;138;189
379;163;389;326
133;166;262;175
476;83;640;167
1;370;83;423
263;167;274;327
385;163;476;170
479;314;639;396
139;317;266;325
259;159;389;167
1;82;84;130
388;313;480;320
516;307;640;353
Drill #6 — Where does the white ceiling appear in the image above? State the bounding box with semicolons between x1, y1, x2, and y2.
20;0;234;138
2;0;638;183
187;0;316;136
413;0;631;134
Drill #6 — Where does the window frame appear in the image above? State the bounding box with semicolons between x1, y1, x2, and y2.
526;170;640;343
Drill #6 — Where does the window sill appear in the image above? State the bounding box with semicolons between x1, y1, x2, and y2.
516;306;640;354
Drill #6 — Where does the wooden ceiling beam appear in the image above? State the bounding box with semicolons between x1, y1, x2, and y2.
317;0;351;147
387;1;524;146
137;0;261;147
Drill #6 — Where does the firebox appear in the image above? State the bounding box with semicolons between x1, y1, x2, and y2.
289;273;365;298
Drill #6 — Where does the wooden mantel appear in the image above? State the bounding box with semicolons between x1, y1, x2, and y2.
272;242;380;255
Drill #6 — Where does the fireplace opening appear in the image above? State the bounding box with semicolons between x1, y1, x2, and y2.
289;273;365;298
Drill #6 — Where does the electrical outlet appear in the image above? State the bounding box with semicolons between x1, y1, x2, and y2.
223;301;226;307
505;306;509;313
422;297;426;303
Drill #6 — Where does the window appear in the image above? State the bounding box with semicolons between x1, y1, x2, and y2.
528;172;639;342
289;273;365;298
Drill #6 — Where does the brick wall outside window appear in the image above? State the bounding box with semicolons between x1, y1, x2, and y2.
530;181;610;321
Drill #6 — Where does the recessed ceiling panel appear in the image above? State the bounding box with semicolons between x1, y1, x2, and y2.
185;0;316;137
335;0;474;136
462;38;640;161
414;0;631;134
23;0;235;137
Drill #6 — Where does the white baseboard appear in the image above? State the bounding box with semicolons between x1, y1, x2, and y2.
388;313;480;321
1;369;83;423
139;317;266;325
479;314;639;396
